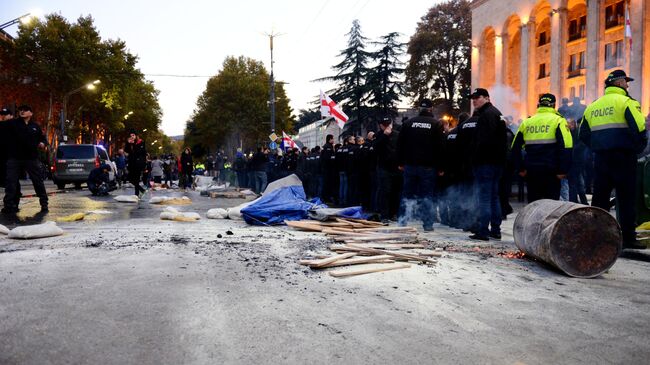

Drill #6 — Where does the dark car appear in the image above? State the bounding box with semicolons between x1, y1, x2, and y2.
52;144;117;190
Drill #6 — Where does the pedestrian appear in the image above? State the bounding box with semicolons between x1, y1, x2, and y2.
320;135;337;204
375;117;402;222
511;93;573;203
396;99;446;231
579;69;648;250
2;105;49;213
142;153;152;189
124;130;147;197
233;149;248;188
150;155;164;186
114;149;127;188
163;154;174;188
0;107;14;189
250;147;268;194
180;147;194;190
468;88;508;241
87;164;111;196
218;150;228;183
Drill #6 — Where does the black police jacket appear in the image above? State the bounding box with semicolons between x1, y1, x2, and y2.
4;118;47;160
396;111;445;169
471;102;507;167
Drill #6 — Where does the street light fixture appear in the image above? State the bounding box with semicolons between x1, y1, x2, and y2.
60;80;101;142
0;13;33;31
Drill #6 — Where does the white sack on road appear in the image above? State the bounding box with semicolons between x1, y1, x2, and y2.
0;224;9;235
160;206;200;221
206;208;228;219
114;195;139;203
8;221;64;239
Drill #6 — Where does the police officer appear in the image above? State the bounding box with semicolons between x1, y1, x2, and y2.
2;105;49;214
579;69;647;250
396;98;445;231
0;107;14;188
512;93;573;202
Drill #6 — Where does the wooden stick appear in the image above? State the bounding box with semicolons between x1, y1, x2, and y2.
329;263;411;278
307;252;357;268
345;244;438;264
317;255;395;268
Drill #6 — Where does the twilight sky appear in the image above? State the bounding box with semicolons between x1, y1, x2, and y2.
4;0;437;136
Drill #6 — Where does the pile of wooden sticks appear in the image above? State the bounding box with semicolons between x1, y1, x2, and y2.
287;218;442;278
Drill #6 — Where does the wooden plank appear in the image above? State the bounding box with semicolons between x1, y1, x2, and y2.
353;227;417;233
308;252;357;268
329;263;411;278
317;255;395;268
344;244;437;264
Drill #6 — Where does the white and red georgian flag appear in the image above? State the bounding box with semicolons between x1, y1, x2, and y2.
625;4;632;50
320;90;349;129
282;131;296;149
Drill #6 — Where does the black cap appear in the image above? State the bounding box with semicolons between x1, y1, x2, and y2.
0;108;11;115
379;117;393;125
17;104;32;112
470;88;490;99
419;98;433;108
538;93;556;107
605;69;634;85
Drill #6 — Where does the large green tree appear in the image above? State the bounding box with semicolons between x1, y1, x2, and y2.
0;13;163;150
185;56;294;157
367;32;405;119
317;19;371;134
405;0;471;112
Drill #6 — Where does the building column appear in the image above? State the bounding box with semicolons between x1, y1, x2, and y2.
628;0;646;113
494;34;504;86
550;7;568;99
498;32;509;86
585;0;602;104
472;42;481;92
527;18;537;116
519;23;530;118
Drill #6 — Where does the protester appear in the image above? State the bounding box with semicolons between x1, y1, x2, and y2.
124;130;147;197
579;69;647;250
251;147;269;194
87;164;111;196
150;155;165;185
375;117;401;222
114;149;127;188
180;147;194;190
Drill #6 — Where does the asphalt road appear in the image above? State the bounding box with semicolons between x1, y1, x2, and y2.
1;181;649;365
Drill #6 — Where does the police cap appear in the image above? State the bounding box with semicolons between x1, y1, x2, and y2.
538;93;556;107
605;69;634;85
469;88;490;99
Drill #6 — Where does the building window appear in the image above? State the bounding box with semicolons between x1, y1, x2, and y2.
538;63;548;79
579;85;585;100
570;87;576;99
605;1;625;29
568;52;586;77
605;40;625;69
538;31;549;46
568;15;587;42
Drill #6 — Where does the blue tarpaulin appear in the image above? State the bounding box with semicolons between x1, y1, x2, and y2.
241;185;326;225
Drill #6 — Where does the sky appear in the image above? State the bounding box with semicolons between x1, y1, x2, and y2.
4;0;437;136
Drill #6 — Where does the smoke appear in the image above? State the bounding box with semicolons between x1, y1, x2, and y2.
488;84;522;123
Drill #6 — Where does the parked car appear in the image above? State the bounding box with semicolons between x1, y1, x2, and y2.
52;144;117;190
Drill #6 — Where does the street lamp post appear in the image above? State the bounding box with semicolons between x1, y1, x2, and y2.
265;31;284;135
60;80;100;143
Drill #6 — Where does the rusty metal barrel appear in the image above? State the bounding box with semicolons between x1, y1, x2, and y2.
513;199;622;278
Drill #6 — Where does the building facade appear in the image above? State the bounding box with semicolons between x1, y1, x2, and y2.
471;0;650;119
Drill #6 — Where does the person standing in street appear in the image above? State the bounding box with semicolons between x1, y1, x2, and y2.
0;108;14;189
468;88;507;241
180;147;194;190
375;117;401;222
396;98;446;231
511;93;573;202
579;69;648;250
114;149;127;188
2;105;49;213
124;131;147;197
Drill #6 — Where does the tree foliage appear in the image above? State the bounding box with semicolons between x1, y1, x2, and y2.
367;32;405;119
405;0;471;112
185;56;294;157
0;13;163;150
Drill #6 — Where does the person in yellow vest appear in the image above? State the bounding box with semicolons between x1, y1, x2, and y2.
579;69;648;250
511;93;573;202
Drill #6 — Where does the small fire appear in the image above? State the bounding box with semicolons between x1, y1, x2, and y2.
497;250;526;259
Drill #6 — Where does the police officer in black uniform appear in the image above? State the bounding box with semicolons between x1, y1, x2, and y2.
2;105;49;214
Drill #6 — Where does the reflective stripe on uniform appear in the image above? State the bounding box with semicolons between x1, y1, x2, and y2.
525;138;557;145
590;123;630;131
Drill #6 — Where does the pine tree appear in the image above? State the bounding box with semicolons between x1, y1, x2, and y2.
316;19;371;134
367;32;405;119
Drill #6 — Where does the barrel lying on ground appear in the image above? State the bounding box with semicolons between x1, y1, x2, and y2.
513;199;622;278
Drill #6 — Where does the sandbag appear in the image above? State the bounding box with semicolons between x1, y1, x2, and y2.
149;196;192;205
227;199;258;220
160;206;200;221
8;221;64;239
206;208;228;219
114;195;139;203
0;224;9;235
